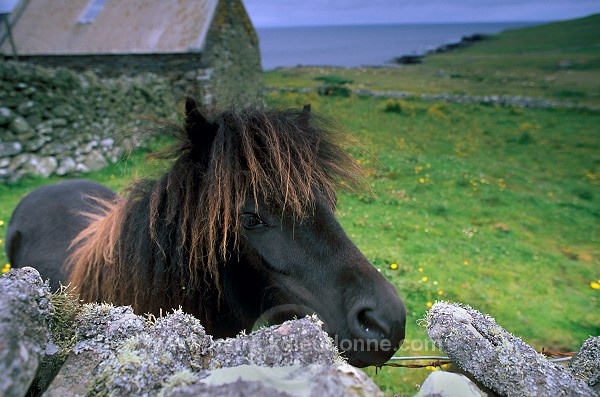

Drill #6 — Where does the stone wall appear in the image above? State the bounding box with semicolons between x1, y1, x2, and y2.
1;267;383;397
0;60;175;184
2;267;599;397
14;53;215;106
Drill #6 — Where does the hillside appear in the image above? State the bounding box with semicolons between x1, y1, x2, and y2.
264;14;600;105
460;13;600;54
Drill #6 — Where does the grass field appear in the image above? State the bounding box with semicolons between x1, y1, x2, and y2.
1;14;599;397
265;14;600;107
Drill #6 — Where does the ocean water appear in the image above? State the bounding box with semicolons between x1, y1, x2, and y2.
256;22;540;70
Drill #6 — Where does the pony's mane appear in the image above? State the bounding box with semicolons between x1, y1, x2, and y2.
68;105;362;313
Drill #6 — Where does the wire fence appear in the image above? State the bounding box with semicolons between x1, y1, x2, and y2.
380;350;575;369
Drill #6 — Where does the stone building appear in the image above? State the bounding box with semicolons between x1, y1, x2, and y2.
0;0;264;108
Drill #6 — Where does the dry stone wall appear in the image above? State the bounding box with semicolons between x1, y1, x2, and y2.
0;61;175;183
2;267;599;397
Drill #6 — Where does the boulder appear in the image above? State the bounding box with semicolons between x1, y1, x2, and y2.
0;267;52;397
56;157;77;176
0;141;22;157
425;302;596;397
0;106;13;124
21;155;58;178
9;115;33;135
568;336;600;390
81;150;108;172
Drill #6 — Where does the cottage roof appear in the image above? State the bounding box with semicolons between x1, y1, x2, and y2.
1;0;219;55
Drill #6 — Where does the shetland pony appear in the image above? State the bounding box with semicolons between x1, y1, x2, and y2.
6;99;406;366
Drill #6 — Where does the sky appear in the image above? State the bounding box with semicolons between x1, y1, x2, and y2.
243;0;600;27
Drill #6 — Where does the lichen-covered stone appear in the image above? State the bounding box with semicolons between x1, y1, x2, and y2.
569;336;600;389
425;302;596;397
209;316;340;369
73;304;146;355
87;309;213;396
0;267;52;397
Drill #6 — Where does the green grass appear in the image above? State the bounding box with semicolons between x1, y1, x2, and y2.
266;92;599;395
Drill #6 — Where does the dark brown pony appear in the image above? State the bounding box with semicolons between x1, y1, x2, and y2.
6;99;406;367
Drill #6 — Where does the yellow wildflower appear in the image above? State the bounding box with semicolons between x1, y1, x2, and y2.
463;260;470;266
438;290;444;295
422;276;428;282
390;263;398;270
418;267;424;272
0;220;4;227
426;302;433;308
2;263;10;274
591;281;600;290
419;177;426;183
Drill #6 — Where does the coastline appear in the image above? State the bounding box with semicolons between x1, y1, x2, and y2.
256;22;539;70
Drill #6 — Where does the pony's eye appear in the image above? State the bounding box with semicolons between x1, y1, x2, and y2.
241;213;267;229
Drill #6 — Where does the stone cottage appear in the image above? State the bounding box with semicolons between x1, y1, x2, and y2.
0;0;264;107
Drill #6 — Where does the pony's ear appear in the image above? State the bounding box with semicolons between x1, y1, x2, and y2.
299;104;311;125
184;97;217;159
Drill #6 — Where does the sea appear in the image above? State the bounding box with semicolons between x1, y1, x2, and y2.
256;22;542;70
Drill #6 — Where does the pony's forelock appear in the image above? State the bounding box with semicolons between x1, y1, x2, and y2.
68;105;363;314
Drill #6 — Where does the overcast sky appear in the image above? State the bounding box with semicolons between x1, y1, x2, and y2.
243;0;600;27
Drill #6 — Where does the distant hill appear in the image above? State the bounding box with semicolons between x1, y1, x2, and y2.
464;13;600;54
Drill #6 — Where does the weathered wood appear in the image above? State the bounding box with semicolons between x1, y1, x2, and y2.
425;302;596;397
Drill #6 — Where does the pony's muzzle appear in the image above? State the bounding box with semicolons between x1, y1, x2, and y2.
346;295;406;367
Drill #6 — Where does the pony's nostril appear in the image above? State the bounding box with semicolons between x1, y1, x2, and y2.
357;309;387;340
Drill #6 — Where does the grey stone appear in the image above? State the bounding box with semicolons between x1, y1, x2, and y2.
17;100;36;115
425;302;596;397
0;140;22;156
45;304;146;397
56;157;77;176
0;158;9;168
52;104;77;120
9;115;32;135
209;316;339;369
0;267;52;397
80;140;97;154
0;106;13;124
10;153;32;171
89;309;212;396
569;336;600;389
81;150;108;172
50;118;68;127
415;371;486;397
39;142;68;156
22;155;58;178
100;138;115;149
25;135;52;152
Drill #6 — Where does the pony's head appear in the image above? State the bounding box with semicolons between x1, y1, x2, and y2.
167;98;407;367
